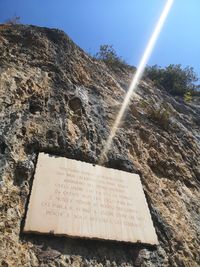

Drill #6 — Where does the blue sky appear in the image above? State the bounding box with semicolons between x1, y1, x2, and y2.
0;0;200;78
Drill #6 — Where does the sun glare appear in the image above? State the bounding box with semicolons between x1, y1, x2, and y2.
99;0;174;164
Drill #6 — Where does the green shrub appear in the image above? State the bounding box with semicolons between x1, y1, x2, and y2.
4;15;21;25
95;44;127;69
140;99;171;130
145;64;199;97
184;91;192;103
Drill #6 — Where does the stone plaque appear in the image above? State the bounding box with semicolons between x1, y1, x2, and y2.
24;153;158;244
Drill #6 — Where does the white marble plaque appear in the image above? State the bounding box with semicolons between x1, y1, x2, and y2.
24;153;158;244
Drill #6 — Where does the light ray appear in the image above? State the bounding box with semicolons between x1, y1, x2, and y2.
99;0;174;164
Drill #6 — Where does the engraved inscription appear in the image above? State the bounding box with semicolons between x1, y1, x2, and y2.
42;169;141;228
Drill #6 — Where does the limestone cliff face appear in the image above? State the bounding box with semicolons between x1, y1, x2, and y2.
0;24;200;267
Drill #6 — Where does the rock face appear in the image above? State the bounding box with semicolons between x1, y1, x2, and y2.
0;24;200;267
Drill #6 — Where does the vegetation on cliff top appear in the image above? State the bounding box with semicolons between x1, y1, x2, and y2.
95;44;200;100
94;44;131;71
145;64;200;97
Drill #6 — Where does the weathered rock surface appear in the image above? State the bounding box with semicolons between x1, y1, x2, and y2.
0;24;200;267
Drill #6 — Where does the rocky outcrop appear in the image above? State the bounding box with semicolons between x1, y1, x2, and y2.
0;24;200;267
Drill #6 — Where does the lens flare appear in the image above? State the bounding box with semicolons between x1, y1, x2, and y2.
99;0;174;164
